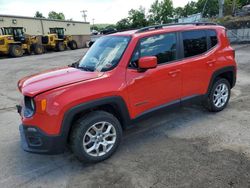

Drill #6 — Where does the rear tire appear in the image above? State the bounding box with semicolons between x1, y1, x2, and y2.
56;42;65;51
70;111;122;163
68;40;78;50
33;44;44;55
9;45;23;57
204;78;231;112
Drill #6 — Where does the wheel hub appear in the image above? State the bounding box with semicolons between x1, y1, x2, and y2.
83;121;117;157
213;83;229;108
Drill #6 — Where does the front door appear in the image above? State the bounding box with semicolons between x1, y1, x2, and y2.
126;32;182;119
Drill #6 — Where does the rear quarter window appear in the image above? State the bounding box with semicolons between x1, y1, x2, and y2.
207;30;218;48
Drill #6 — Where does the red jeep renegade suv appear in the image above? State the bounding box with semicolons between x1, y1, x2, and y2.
17;23;236;162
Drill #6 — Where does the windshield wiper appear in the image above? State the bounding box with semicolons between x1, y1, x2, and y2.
78;66;95;72
68;61;79;68
69;61;95;72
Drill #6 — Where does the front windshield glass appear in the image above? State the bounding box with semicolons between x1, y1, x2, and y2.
78;36;131;72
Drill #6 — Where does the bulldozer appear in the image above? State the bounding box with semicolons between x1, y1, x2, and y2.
42;27;78;51
0;27;43;57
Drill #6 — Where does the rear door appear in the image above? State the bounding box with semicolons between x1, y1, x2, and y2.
126;32;182;118
180;29;219;99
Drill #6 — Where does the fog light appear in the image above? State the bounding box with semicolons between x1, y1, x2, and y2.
27;127;37;132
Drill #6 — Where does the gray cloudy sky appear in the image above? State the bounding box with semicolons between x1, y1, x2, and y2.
0;0;194;23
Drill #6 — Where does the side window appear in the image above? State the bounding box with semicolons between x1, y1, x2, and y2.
207;30;218;48
130;33;177;67
182;30;207;58
140;33;177;64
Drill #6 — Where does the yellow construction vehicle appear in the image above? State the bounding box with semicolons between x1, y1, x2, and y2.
0;27;43;57
42;27;78;51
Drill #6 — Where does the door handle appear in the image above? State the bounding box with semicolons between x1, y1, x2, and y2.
168;69;181;77
206;60;216;67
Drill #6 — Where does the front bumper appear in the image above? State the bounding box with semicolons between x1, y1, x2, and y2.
19;124;66;154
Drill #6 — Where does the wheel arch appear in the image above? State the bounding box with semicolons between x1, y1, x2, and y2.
207;66;236;94
60;96;131;143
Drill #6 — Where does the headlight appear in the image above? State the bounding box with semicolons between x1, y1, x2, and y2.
7;36;14;40
24;96;35;118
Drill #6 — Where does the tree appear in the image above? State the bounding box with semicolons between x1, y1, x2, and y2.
182;1;198;17
34;11;45;18
128;7;148;28
161;0;174;23
196;0;219;17
239;0;250;6
48;11;65;20
174;7;184;18
116;18;131;30
149;0;162;24
91;25;99;31
149;0;174;24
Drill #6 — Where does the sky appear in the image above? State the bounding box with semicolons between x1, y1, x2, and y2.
0;0;194;24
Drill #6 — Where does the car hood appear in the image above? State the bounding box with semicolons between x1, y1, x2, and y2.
18;67;104;97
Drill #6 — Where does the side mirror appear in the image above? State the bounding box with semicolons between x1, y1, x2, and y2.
138;56;157;71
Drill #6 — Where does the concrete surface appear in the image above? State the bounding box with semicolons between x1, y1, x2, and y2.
0;46;250;188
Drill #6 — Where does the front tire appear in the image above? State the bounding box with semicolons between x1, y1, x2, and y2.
56;42;65;51
70;111;122;163
9;45;23;57
204;78;231;112
68;40;78;50
33;44;44;55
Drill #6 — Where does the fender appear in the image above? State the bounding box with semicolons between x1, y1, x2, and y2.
60;96;131;141
206;66;236;94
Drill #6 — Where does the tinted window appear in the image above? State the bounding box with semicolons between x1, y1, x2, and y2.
182;30;207;58
130;33;177;67
207;30;218;48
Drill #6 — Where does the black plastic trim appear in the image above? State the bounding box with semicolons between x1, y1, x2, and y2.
207;66;236;94
133;100;180;121
19;124;66;154
60;96;131;138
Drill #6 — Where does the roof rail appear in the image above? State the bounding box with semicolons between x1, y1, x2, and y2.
135;22;218;33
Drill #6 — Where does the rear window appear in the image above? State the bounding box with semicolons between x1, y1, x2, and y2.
182;30;207;58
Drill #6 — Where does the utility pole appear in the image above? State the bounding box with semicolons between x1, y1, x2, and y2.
92;18;95;26
218;0;224;18
232;0;237;16
201;0;209;18
81;10;88;22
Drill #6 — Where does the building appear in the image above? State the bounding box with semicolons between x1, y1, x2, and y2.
0;14;91;48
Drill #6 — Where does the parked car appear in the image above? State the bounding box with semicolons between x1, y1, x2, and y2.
234;4;250;16
17;22;237;163
88;28;117;48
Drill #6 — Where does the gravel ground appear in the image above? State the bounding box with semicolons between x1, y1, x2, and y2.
0;46;250;188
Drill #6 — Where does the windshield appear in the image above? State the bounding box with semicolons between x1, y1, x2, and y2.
78;36;131;72
50;28;64;35
4;28;24;37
